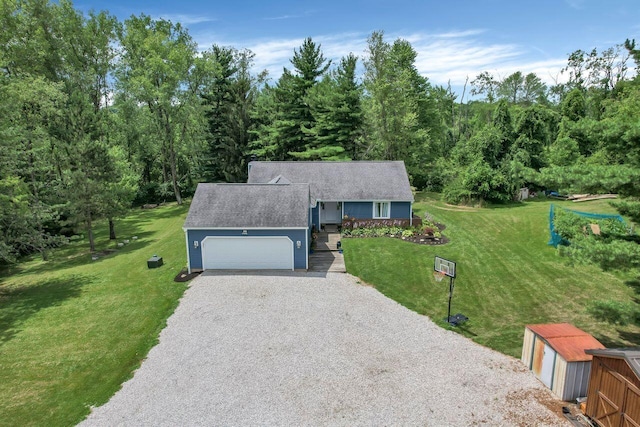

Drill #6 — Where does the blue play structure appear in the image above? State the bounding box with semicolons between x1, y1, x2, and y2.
548;204;626;247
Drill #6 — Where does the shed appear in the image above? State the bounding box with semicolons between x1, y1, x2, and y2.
584;348;640;427
522;323;605;401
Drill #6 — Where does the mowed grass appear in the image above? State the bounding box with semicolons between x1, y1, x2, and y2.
343;193;640;358
0;203;189;426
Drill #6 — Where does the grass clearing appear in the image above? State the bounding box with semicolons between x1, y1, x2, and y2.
0;203;189;426
343;193;640;357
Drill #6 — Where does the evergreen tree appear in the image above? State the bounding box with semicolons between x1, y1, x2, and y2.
295;53;363;160
252;37;330;160
200;45;238;181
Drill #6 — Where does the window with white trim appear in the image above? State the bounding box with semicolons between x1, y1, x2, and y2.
373;202;390;219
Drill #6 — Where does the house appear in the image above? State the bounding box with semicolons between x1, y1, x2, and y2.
183;161;414;273
248;161;414;232
584;348;640;426
521;323;604;401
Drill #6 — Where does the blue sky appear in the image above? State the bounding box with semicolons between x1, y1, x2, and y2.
77;0;640;97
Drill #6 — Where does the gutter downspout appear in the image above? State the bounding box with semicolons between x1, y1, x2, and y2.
410;201;413;226
183;229;191;274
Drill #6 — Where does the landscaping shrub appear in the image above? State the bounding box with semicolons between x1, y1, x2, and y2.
402;229;414;238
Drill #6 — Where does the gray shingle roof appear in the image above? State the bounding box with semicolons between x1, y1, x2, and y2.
184;183;309;229
247;161;414;202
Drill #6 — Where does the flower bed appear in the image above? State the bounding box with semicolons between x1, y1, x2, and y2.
341;215;423;231
341;215;448;245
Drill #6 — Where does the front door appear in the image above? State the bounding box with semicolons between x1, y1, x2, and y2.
321;201;341;224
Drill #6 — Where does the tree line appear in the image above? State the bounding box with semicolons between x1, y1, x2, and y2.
1;0;639;266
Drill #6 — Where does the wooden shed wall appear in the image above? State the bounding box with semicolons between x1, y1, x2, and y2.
586;356;640;427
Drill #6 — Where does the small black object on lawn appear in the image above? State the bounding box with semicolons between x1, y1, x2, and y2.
147;255;163;269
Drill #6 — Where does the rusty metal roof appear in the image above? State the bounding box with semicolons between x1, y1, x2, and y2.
526;323;605;362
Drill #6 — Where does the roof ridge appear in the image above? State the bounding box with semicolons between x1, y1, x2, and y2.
249;160;405;163
199;182;308;186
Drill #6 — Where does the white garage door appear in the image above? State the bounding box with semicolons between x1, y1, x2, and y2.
201;236;294;270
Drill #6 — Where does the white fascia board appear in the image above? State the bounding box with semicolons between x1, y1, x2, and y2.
332;199;413;203
184;226;309;230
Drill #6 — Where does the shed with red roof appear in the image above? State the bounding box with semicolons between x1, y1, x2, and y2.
522;323;605;401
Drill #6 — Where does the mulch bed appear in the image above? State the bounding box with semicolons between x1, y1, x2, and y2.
390;233;450;245
174;268;201;282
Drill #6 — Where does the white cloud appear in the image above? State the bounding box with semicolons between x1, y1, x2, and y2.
156;14;215;25
191;29;568;93
263;9;315;21
565;0;585;9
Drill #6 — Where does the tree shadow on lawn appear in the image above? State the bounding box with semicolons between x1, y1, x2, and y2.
597;329;640;349
134;203;188;220
625;278;640;294
3;232;157;277
0;274;93;345
593;328;640;349
617;330;640;346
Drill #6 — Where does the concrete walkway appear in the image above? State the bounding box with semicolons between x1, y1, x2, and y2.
310;231;345;272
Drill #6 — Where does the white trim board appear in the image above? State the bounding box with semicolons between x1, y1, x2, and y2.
184;226;309;231
184;230;191;274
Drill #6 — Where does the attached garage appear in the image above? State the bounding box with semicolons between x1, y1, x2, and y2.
201;236;294;270
183;183;310;272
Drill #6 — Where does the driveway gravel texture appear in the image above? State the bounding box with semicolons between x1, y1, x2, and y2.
82;272;567;426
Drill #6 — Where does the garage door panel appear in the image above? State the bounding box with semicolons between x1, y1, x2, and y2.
202;237;294;270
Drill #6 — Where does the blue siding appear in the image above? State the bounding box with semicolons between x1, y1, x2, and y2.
390;202;412;219
343;202;373;219
343;201;411;219
186;228;308;271
311;205;320;231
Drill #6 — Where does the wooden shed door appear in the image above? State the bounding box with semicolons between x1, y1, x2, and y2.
623;386;640;427
592;365;626;427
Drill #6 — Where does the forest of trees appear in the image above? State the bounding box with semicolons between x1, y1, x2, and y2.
1;0;640;266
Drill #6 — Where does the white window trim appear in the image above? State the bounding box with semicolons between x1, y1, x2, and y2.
373;201;391;219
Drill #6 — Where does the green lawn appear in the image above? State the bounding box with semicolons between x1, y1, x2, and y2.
2;194;639;425
343;193;640;357
0;203;189;426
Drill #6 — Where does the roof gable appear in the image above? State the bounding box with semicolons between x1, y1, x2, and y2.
586;348;640;379
184;183;309;229
248;161;414;202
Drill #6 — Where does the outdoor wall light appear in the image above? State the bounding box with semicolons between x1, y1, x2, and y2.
193;241;199;248
296;240;301;249
242;230;248;235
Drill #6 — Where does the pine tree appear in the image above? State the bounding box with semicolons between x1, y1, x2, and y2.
252;37;330;160
294;53;363;160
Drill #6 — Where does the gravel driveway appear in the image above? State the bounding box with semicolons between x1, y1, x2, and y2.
82;272;567;426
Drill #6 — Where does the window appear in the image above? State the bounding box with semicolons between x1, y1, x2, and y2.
373;202;390;219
